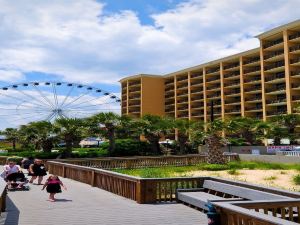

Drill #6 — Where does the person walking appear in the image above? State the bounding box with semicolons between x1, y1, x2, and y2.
42;175;67;202
28;159;47;185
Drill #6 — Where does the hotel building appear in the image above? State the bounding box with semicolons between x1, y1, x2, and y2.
120;20;300;124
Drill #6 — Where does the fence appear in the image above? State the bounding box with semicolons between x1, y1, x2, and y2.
281;151;300;157
54;154;239;169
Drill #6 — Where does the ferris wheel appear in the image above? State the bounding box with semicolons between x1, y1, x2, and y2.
0;81;121;126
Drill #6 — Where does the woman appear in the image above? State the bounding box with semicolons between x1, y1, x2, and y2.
3;161;23;189
28;159;47;185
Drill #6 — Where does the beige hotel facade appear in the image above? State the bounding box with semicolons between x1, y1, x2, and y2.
120;20;300;125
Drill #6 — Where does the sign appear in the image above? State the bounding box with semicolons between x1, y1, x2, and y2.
251;149;260;155
267;145;298;154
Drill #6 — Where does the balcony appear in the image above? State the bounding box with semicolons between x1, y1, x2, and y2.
225;90;240;97
191;112;204;117
245;107;262;112
266;99;286;106
264;60;285;72
191;73;203;79
244;66;261;75
165;107;175;113
177;92;188;97
223;62;239;70
290;45;300;54
289;32;300;41
207;94;221;99
291;71;300;77
165;101;174;106
224;71;240;79
206;68;220;74
264;50;284;62
177;105;188;111
267;111;287;116
165;87;174;92
191;88;203;94
165;94;174;99
129;94;140;100
244;86;261;93
191;96;204;101
292;96;300;101
206;85;220;91
129;81;141;87
177;113;189;118
190;81;203;86
265;87;286;95
206;77;220;83
224;81;240;88
265;72;285;83
177;85;188;90
176;76;188;82
292;83;300;89
191;104;204;109
244;76;261;83
263;38;283;50
225;109;241;114
290;57;300;65
243;57;260;66
245;97;262;103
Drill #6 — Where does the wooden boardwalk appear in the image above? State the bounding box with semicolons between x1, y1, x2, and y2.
2;177;208;225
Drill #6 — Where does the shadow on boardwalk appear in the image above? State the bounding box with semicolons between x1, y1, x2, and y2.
1;197;20;225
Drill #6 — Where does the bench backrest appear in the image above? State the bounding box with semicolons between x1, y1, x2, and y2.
203;180;289;200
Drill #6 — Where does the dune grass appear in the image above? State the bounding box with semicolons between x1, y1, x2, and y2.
112;161;300;178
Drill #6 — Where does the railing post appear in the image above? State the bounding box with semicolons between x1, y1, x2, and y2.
136;179;156;204
62;166;66;178
91;170;95;187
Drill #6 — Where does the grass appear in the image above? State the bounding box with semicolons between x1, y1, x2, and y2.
264;176;277;181
112;161;300;178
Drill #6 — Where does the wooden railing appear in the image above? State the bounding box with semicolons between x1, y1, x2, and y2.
213;201;299;225
54;154;239;169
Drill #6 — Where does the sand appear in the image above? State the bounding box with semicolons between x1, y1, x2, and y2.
179;170;300;192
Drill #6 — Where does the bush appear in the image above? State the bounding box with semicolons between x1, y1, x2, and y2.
227;169;240;175
100;139;152;157
293;174;300;185
198;164;229;171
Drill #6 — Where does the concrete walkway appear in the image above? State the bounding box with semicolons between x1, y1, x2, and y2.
3;177;208;225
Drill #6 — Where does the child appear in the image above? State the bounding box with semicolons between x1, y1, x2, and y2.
28;159;47;185
42;175;67;202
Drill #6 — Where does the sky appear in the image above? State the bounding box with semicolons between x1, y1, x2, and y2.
0;0;300;128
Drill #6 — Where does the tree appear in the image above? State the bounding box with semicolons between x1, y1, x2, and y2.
226;117;267;145
173;118;194;154
272;114;300;144
264;122;290;145
54;118;84;157
2;128;18;150
138;115;172;155
89;112;121;156
25;121;55;152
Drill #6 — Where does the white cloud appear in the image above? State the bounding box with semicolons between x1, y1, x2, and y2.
0;0;299;85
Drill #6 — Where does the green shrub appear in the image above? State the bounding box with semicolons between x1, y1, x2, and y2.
264;176;277;181
199;164;229;171
293;174;300;185
227;169;240;175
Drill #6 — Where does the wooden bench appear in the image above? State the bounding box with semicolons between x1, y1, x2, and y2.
177;180;290;211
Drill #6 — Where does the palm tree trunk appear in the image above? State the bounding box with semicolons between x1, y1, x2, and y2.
206;134;225;164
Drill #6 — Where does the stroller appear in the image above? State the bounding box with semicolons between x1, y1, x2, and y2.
5;172;30;191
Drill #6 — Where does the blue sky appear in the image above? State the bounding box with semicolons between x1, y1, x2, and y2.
0;0;300;128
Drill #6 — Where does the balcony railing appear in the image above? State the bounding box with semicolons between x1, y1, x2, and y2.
265;87;285;93
225;109;241;113
191;73;203;78
191;88;203;93
265;72;285;82
207;94;221;98
243;57;260;65
223;62;239;70
177;92;188;97
165;94;174;98
225;99;240;104
263;38;283;49
245;106;262;111
224;71;240;79
264;50;284;60
289;32;300;40
206;85;220;90
264;60;285;71
177;98;188;103
244;66;261;74
177;85;187;89
244;76;261;83
224;81;240;87
290;45;300;52
176;77;188;82
225;90;240;95
266;99;286;104
177;106;188;111
291;71;300;77
245;97;261;102
165;87;174;92
244;85;261;92
290;57;300;64
191;81;203;86
129;81;141;86
268;111;287;116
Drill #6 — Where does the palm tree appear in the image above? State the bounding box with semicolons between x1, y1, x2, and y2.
89;112;121;156
271;114;300;144
138;115;172;155
226;117;267;145
26;121;55;152
54;118;84;157
264;122;290;145
2;128;18;150
173;118;194;154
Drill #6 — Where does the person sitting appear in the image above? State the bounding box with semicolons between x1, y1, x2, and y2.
3;161;23;189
